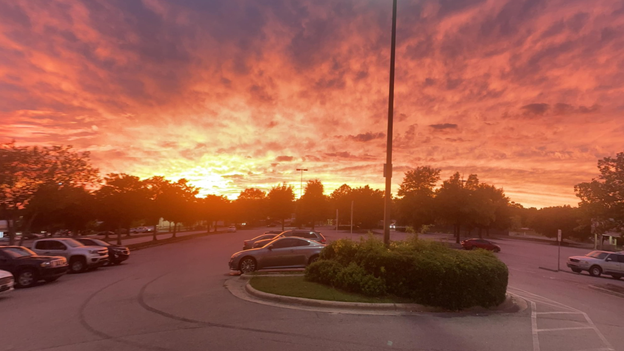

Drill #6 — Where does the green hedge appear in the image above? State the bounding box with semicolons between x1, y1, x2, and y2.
305;236;508;310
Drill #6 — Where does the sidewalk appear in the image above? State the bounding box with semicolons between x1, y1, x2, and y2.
94;229;225;248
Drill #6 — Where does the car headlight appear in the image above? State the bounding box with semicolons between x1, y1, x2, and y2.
89;249;99;254
40;261;51;267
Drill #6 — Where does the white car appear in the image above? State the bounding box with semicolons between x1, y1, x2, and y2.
0;269;14;296
567;251;624;279
227;226;237;233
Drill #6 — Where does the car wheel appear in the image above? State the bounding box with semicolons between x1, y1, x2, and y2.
16;269;37;288
70;257;87;273
571;268;582;273
308;255;320;265
611;274;622;280
588;265;602;277
239;257;256;274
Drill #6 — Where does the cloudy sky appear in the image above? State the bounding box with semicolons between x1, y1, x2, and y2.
1;0;623;208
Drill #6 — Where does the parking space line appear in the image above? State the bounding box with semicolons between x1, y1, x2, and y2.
536;326;594;332
531;301;540;351
510;286;615;351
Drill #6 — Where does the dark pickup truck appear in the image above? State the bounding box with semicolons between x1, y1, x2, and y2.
0;246;69;288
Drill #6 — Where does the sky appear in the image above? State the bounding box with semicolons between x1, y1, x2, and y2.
1;0;623;208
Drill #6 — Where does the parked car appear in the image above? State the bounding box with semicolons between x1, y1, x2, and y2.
21;233;44;240
460;238;501;252
75;238;130;265
0;246;68;288
0;269;14;296
227;226;237;233
567;251;624;278
252;230;327;248
229;237;324;273
243;233;279;250
30;238;108;273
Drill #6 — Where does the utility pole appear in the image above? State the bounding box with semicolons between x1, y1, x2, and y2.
383;0;398;246
296;168;308;198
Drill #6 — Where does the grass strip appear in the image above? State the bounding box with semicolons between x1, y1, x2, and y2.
249;276;412;304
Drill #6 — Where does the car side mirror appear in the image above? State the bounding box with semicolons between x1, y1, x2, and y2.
606;258;612;261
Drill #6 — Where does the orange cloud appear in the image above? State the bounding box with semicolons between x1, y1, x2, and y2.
1;0;623;208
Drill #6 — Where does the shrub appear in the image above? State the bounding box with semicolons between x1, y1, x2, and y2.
312;236;508;310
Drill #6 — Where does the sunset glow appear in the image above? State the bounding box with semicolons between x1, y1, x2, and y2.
2;0;623;207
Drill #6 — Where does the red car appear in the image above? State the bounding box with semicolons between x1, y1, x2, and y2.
460;239;501;252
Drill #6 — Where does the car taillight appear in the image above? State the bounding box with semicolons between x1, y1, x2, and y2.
321;239;326;244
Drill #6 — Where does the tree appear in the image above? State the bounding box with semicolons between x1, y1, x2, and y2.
234;188;267;226
267;183;295;230
0;142;99;245
531;206;590;240
435;173;472;243
329;184;353;228
201;194;230;232
159;179;199;238
296;179;329;230
575;152;624;236
396;166;441;231
143;176;173;240
95;174;149;244
351;185;384;229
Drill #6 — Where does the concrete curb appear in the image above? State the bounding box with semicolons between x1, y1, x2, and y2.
589;284;624;298
242;274;528;314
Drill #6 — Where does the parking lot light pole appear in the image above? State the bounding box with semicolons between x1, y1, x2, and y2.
296;168;308;198
383;0;398;247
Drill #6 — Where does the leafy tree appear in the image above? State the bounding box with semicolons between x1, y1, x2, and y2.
234;188;267;226
296;179;329;229
329;184;353;228
201;194;230;232
396;166;441;231
435;172;471;243
267;183;295;230
0;142;99;244
159;179;199;238
351;185;384;229
143;176;173;240
531;205;590;240
95;174;149;244
575;152;624;236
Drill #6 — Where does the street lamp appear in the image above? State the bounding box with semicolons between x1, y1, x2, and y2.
383;0;398;246
296;168;308;198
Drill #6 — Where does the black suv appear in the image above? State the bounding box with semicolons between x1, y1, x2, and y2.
0;246;69;288
75;238;130;265
252;230;327;248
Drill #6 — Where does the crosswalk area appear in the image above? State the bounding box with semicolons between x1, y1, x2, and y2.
509;287;615;351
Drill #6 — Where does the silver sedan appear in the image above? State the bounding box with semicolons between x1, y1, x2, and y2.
229;237;324;273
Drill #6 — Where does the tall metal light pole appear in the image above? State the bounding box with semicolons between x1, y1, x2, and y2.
296;168;308;198
383;0;397;246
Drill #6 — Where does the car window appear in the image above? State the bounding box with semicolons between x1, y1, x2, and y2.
78;239;94;246
617;255;624;263
63;239;84;247
49;241;67;250
606;254;618;261
587;251;609;259
35;241;48;250
271;238;296;248
292;238;311;247
1;247;35;258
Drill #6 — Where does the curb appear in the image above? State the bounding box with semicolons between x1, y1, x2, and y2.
242;275;527;314
588;284;624;298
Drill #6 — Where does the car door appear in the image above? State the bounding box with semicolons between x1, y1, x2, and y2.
0;250;16;274
45;241;69;258
262;238;296;268
616;254;624;274
603;254;621;274
290;238;312;266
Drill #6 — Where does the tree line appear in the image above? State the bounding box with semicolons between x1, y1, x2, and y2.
2;142;621;245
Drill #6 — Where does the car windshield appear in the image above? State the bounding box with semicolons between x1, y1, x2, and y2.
1;247;36;258
586;251;608;259
63;239;85;247
90;239;110;246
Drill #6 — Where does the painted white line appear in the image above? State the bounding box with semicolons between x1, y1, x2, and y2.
536;326;594;332
535;311;582;315
581;311;615;351
531;301;540;351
